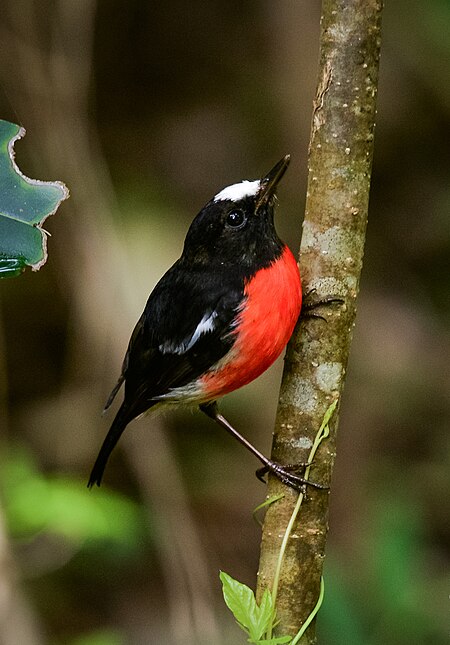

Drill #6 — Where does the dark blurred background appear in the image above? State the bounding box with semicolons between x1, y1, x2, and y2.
0;1;449;644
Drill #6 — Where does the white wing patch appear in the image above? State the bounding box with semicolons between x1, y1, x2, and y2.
159;311;218;355
214;180;260;203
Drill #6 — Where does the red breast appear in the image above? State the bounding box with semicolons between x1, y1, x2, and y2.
201;245;302;399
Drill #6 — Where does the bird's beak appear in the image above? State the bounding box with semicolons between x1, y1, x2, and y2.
256;154;290;211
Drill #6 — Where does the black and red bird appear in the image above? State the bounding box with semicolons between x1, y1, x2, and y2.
88;156;312;490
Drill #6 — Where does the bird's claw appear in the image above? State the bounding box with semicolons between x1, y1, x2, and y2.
256;461;328;493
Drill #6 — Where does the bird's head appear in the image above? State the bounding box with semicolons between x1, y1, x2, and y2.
182;155;290;271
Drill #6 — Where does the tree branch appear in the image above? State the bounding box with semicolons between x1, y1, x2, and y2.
256;1;383;642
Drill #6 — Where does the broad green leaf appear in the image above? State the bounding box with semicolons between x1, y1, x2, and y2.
0;119;68;276
219;571;287;643
220;570;258;636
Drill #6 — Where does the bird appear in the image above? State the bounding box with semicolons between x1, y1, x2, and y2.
88;155;320;491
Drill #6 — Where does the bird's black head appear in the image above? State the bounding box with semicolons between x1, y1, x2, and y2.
181;156;290;274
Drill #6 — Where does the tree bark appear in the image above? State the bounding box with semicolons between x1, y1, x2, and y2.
256;1;383;642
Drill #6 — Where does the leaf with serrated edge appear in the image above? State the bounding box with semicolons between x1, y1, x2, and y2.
0;120;69;276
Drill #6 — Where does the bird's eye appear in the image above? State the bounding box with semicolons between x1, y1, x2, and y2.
225;209;247;229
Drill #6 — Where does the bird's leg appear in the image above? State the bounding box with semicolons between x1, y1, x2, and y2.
301;289;344;322
200;401;327;492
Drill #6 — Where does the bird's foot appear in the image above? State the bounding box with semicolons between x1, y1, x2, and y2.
256;461;328;493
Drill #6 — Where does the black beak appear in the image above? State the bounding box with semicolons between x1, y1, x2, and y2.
256;155;290;210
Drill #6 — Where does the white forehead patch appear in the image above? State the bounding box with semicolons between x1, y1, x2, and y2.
213;179;260;203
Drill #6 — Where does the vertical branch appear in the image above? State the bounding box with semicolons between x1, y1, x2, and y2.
257;1;383;642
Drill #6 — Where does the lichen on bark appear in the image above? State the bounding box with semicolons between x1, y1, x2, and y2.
256;1;383;643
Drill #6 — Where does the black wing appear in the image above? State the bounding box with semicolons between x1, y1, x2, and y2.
106;259;243;419
89;261;243;488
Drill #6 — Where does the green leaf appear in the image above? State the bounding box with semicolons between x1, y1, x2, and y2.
220;571;258;637
255;589;274;638
219;571;287;643
0;119;68;276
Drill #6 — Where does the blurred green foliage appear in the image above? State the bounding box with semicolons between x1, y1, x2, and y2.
65;630;124;645
1;448;147;550
319;497;449;645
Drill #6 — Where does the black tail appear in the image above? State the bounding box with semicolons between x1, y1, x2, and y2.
88;402;131;488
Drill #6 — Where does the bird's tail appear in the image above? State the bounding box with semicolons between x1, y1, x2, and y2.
87;401;132;488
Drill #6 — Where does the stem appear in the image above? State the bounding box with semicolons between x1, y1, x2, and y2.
266;401;335;639
256;1;383;642
291;577;325;645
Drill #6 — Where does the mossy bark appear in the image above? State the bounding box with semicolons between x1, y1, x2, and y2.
256;1;383;642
